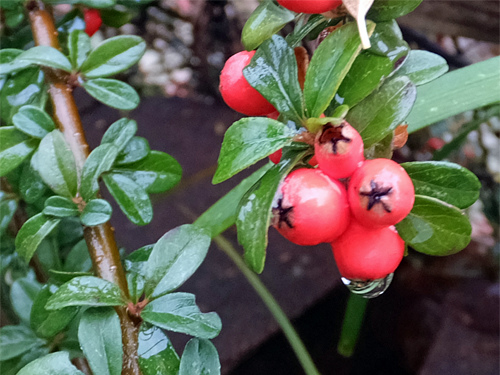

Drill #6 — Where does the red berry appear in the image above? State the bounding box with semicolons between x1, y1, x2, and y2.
277;0;342;14
315;121;364;179
219;51;275;116
269;149;283;164
348;159;415;227
426;137;445;151
84;9;102;37
272;168;350;246
332;221;405;280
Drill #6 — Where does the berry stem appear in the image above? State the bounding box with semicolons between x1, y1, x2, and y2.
337;293;368;357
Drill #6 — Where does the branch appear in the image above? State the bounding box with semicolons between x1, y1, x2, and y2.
27;3;141;374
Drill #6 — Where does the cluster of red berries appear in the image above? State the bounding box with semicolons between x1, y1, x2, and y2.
271;123;414;281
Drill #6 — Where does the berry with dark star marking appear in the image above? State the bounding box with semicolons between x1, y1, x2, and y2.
272;168;350;246
347;158;415;227
314;121;364;179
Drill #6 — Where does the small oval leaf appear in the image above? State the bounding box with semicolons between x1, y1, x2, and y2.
82;78;140;110
15;213;60;262
179;339;220;375
80;199;112;226
12;105;55;138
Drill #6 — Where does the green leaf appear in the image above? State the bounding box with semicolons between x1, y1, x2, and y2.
48;270;93;284
0;127;38;176
346;75;416;147
285;14;332;48
15;46;72;72
195;164;272;238
333;20;408;110
243;35;305;124
79;307;122;375
17;351;84;375
242;0;294;51
68;30;91;69
395;50;448;85
80;199;112;226
111;150;182;194
64;239;92;273
103;173;152;226
237;148;307;273
212;117;297;184
80;35;146;78
10;276;42;325
78;0;116;8
12;105;55;139
115;136;150;165
31;285;79;339
101;118;137;152
138;325;180;375
0;325;45;361
81;78;140;110
401;161;480;209
80;143;120;200
0;68;47;124
304;21;375;118
0;346;49;375
43;196;79;218
19;159;48;204
0;195;17;235
100;8;133;28
125;245;153;301
141;292;222;339
45;276;126;310
179;338;220;375
407;57;500;133
395;195;472;256
0;48;23;75
37;130;78;197
15;213;60;262
367;0;423;21
144;224;211;299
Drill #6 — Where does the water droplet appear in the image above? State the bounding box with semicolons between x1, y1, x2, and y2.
341;273;394;299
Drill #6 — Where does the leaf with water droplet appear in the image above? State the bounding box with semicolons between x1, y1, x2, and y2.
12;105;55;139
80;143;120;200
141;292;222;339
15;213;60;263
0;126;38;177
393;50;449;85
179;338;220;375
45;276;127;310
80;198;112;226
138;325;180;375
101;118;137;152
17;351;85;375
367;0;423;21
43;196;79;218
68;29;91;70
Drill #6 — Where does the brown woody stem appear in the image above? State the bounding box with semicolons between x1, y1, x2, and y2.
27;3;141;374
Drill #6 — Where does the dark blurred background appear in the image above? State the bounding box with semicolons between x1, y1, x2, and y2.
71;1;499;373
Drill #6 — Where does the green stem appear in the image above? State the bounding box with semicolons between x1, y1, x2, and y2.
337;293;368;357
213;235;321;375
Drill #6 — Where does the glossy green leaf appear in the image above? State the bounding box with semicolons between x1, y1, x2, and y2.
48;270;94;284
17;351;84;375
12;105;55;139
141;292;222;339
0;127;38;176
396;195;471;256
100;8;133;28
195;164;272;238
115;136;150;165
125;245;153;301
0;346;49;375
333;20;408;109
45;276;126;310
10;276;42;325
243;35;305;124
15;213;60;262
15;46;72;72
179;338;220;375
80;35;146;78
401;161;480;209
101;118;137;152
80;199;112;226
407;57;500;133
237;149;307;273
138;325;180;375
304;22;375;118
57;216;84;247
286;14;332;48
37;130;78;197
395;50;448;85
79;307;122;375
144;224;211;299
103;173;152;226
0;68;47;124
111;150;182;194
367;0;423;21
31;285;79;339
213;117;297;184
0;195;17;235
68;30;91;69
80;143;120;200
242;0;294;51
63;239;92;273
81;78;140;110
19;158;47;204
43;196;79;218
0;325;45;361
346;75;416;147
0;48;23;75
